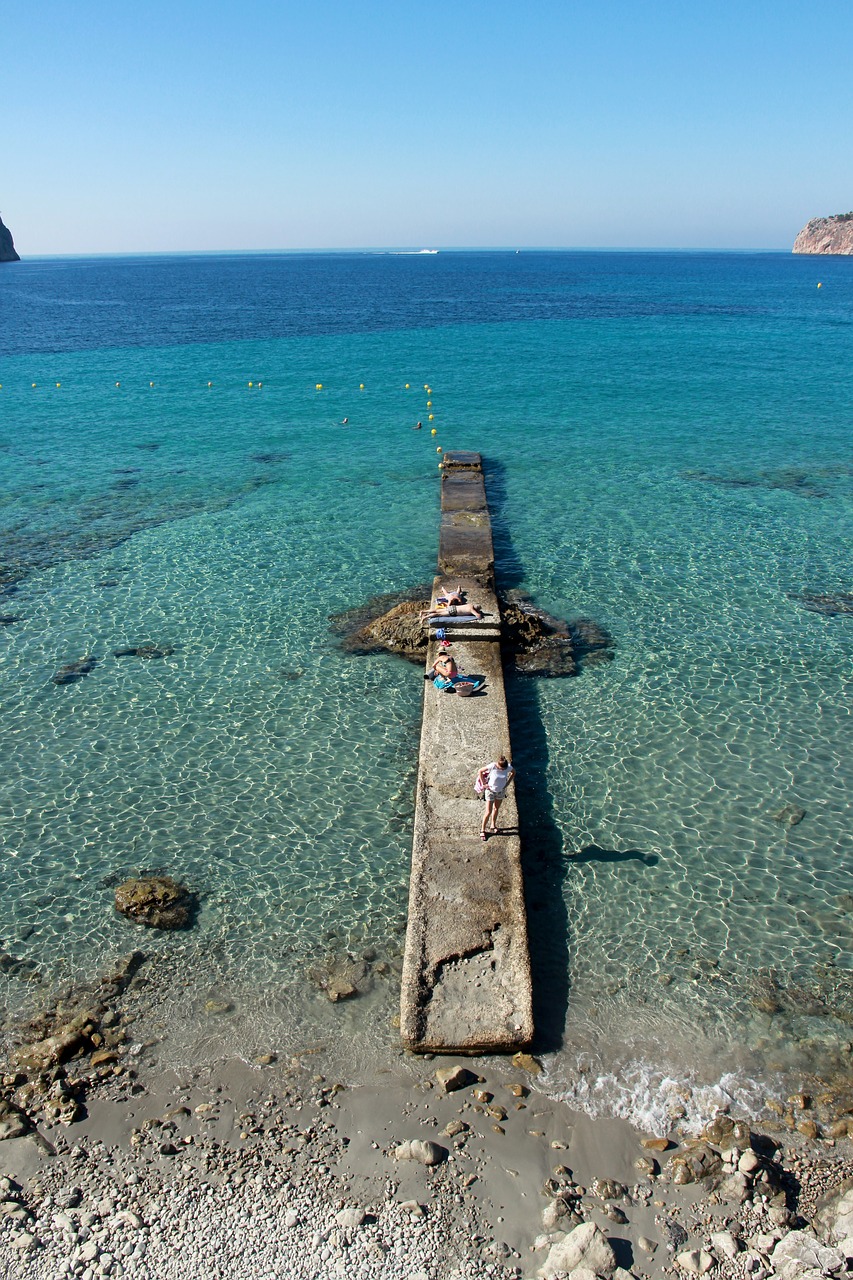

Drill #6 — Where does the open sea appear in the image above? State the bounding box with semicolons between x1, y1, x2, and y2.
1;250;851;1132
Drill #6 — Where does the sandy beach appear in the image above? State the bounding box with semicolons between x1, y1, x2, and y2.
2;950;853;1279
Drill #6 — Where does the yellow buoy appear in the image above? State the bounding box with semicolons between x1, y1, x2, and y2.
316;383;323;390
436;446;442;453
817;282;822;289
428;413;434;421
56;382;61;388
423;384;429;390
149;381;154;387
431;428;437;436
248;381;253;387
207;381;213;387
426;400;432;407
359;383;365;390
258;382;263;388
115;382;120;388
32;383;37;388
405;383;410;389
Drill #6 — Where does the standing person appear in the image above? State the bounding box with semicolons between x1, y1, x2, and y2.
476;755;515;840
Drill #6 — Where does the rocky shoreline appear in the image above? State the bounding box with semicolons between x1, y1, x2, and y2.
2;953;853;1278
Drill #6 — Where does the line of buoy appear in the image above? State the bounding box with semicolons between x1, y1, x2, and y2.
10;380;437;393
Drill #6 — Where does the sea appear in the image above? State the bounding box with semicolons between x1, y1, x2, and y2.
1;249;851;1133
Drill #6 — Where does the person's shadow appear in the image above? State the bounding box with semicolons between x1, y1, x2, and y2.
569;843;658;867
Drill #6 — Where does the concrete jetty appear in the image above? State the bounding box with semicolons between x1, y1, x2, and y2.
400;452;533;1054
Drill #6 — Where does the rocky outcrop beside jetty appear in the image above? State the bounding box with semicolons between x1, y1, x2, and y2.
793;214;853;255
331;589;614;677
0;214;19;262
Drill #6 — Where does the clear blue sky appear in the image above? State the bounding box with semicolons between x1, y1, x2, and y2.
3;0;851;253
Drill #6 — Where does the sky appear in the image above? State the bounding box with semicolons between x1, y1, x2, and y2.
3;0;852;254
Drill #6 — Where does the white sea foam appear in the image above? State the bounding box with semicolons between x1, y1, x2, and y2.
541;1056;777;1136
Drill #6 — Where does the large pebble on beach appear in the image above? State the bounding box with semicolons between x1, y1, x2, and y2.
335;1206;366;1230
435;1065;478;1092
0;1103;32;1141
669;1142;722;1184
392;1139;447;1166
114;876;196;929
770;1231;846;1277
675;1249;713;1274
709;1231;740;1260
537;1221;616;1278
813;1178;853;1242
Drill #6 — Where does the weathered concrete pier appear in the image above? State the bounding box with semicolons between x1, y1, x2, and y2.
400;452;533;1054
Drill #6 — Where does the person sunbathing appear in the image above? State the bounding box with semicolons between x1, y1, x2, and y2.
430;652;483;691
419;601;485;622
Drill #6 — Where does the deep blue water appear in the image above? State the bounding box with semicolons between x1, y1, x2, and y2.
1;250;851;1128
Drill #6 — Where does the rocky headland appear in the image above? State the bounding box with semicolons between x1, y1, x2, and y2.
0;214;20;262
792;215;853;255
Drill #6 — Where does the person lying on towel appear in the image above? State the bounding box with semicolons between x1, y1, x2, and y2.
419;601;486;622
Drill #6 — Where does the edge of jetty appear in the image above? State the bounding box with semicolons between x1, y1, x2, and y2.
400;452;533;1054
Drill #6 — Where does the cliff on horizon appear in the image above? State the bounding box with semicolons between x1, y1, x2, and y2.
792;213;853;255
0;214;20;262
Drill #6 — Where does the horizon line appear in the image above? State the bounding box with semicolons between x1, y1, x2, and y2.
6;244;797;261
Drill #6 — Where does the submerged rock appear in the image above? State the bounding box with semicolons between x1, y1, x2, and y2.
0;615;22;626
686;466;832;499
772;803;806;827
114;875;196;930
113;643;175;659
789;591;853;617
0;951;40;980
513;635;577;676
307;953;370;1001
52;655;97;684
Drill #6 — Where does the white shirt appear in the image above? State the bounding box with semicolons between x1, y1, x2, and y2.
486;762;513;795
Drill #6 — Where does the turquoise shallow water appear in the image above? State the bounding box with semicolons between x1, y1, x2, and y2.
1;251;851;1127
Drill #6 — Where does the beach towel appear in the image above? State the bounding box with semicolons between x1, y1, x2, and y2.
427;614;484;625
